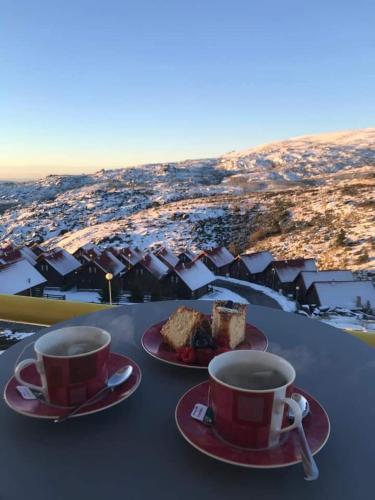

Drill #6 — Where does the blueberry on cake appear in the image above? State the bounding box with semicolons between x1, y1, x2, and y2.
212;301;247;349
160;306;211;350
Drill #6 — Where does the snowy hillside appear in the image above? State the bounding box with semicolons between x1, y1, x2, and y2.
221;128;375;190
0;128;374;271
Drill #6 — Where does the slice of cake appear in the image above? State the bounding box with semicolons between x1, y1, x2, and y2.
212;301;247;349
161;306;209;350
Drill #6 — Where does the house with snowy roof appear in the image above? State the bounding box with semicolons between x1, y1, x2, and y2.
198;247;235;276
262;258;317;295
154;246;179;268
36;248;81;288
161;259;214;299
0;259;46;297
177;249;197;264
76;249;125;291
231;251;273;283
122;253;169;300
115;247;144;270
305;281;375;310
73;243;102;261
0;244;38;266
294;270;354;303
29;243;47;257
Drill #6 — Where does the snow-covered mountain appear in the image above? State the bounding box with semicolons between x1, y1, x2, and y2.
0;128;374;270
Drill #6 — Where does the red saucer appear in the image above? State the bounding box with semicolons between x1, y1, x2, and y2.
4;353;142;420
142;317;268;369
175;381;330;468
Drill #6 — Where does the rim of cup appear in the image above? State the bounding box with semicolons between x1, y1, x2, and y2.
34;326;111;358
208;349;296;394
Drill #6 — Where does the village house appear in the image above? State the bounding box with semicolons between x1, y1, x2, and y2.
35;248;81;289
154;246;179;268
177;249;197;264
231;251;273;283
262;258;317;295
0;244;38;266
198;247;235;276
161;259;214;299
0;259;46;297
122;253;169;300
76;249;125;291
305;280;375;310
73;243;102;261
29;243;47;257
294;270;354;303
114;247;144;270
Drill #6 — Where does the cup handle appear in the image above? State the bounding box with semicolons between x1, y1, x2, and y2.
279;397;303;433
14;359;43;392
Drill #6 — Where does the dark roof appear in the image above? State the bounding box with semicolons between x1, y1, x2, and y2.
75;243;102;259
200;247;235;268
310;281;375;308
117;247;144;266
39;248;81;276
177;249;197;261
298;270;354;291
173;260;214;291
0;259;46;294
94;250;125;276
239;251;273;274
139;253;169;279
272;259;317;283
155;247;179;268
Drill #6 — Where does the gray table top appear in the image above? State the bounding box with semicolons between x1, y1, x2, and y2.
0;300;373;500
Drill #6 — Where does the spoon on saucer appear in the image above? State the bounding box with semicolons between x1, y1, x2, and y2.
288;393;319;481
54;365;133;423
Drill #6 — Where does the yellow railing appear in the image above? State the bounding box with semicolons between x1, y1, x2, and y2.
347;330;375;348
0;294;113;326
1;295;374;349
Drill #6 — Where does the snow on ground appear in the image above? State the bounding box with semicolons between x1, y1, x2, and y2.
44;288;100;303
200;286;248;304
217;277;297;312
0;329;36;354
3;330;36;340
321;316;375;333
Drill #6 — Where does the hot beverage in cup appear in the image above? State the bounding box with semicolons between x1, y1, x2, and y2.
208;350;302;450
15;326;111;407
215;363;288;391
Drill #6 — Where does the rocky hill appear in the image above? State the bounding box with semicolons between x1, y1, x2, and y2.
0;128;374;271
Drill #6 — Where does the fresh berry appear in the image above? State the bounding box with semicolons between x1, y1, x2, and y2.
215;334;230;348
177;346;197;364
192;330;215;349
196;348;215;365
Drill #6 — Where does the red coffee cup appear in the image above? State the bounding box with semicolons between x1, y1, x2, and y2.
208;350;302;450
14;326;111;407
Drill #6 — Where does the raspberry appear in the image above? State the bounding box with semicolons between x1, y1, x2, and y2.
177;346;197;364
196;348;215;365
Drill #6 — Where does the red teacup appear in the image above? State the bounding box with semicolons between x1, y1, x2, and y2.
15;326;111;407
208;350;302;450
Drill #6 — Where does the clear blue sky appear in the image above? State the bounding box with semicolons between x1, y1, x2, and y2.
1;0;374;178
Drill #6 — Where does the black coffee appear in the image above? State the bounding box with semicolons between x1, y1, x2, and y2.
45;341;103;357
216;363;288;390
